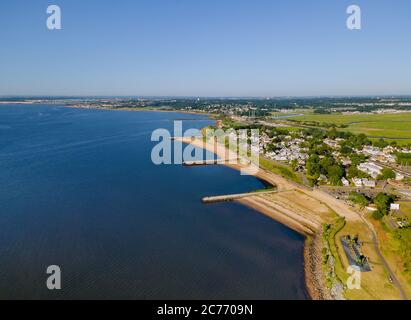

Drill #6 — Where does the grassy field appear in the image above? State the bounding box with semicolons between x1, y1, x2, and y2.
285;112;411;145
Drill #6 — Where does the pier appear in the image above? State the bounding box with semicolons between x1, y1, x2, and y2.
183;159;239;166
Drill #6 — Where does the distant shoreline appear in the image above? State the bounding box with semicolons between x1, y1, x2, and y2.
0;102;213;118
66;104;214;117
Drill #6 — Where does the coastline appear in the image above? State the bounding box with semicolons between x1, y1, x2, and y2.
176;136;337;300
67;104;332;298
238;198;331;300
66;104;214;117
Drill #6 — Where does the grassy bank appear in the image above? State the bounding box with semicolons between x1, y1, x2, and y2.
322;217;346;293
259;156;303;184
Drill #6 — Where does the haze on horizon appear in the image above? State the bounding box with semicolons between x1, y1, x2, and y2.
0;0;410;97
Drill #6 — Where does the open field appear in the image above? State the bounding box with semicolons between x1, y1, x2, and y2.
285;112;411;145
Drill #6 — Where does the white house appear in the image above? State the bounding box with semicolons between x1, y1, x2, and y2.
358;162;383;179
362;146;381;156
390;203;400;211
395;172;405;181
352;178;363;187
363;179;376;188
366;205;378;212
341;177;350;187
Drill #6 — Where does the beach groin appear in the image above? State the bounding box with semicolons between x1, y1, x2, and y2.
183;159;238;166
202;190;281;204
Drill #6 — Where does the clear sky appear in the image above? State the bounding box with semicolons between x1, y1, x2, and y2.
0;0;410;97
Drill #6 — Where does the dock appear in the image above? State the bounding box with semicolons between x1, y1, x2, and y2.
183;159;239;166
202;189;286;204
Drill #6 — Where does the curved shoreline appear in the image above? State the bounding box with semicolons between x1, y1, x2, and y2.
176;136;338;300
238;197;330;300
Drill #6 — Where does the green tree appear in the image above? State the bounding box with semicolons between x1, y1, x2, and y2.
377;168;396;181
349;192;370;208
347;165;369;179
291;159;298;170
372;209;385;220
372;193;396;219
327;165;344;185
373;138;389;149
396;152;411;166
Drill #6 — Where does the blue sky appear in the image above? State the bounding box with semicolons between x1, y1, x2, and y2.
0;0;410;97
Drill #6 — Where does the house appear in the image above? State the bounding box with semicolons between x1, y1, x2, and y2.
362;146;381;156
352;178;363;187
395;172;405;181
362;179;376;188
366;205;378;212
341;177;350;187
324;139;339;149
390;203;400;211
383;146;395;154
341;158;352;166
358;162;383;179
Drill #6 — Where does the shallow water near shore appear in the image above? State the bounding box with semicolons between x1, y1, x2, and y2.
0;104;308;299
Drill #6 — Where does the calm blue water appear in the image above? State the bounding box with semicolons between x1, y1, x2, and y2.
0;104;307;300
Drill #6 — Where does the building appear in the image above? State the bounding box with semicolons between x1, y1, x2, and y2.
352;178;363;187
362;146;381;156
395;172;405;181
341;177;350;187
341;158;352;166
362;179;376;188
358;162;383;179
390;203;400;211
366;205;378;212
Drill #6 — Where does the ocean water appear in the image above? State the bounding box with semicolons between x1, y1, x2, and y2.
0;104;308;299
